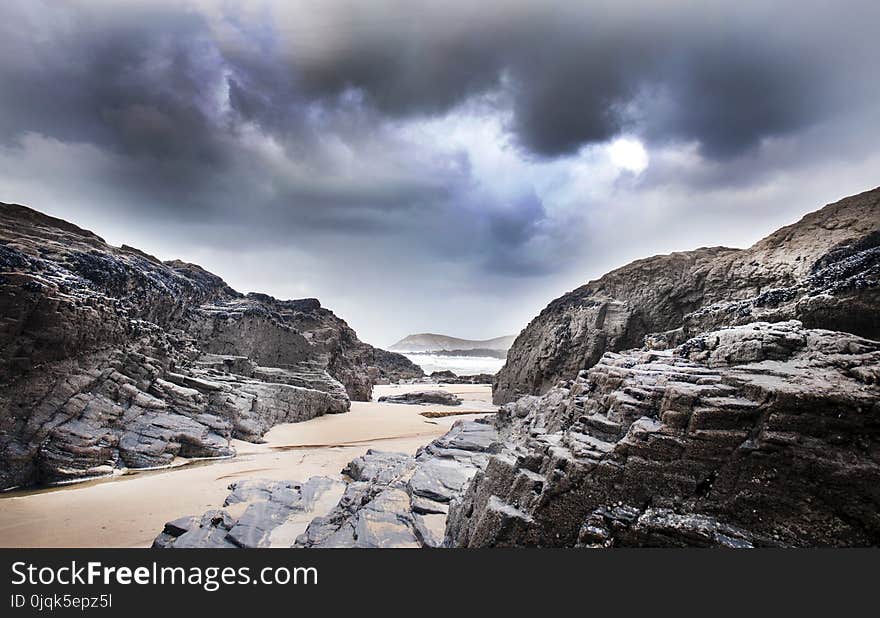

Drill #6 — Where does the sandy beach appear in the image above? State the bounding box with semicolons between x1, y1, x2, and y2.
0;383;495;548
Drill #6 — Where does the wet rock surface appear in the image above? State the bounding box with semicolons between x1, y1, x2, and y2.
155;418;500;548
495;188;880;404
447;322;880;547
153;477;346;548
378;390;463;406
0;202;421;489
295;419;499;548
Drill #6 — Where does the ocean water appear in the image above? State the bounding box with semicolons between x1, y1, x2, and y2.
403;353;505;376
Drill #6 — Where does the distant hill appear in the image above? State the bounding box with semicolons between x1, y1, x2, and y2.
389;333;516;353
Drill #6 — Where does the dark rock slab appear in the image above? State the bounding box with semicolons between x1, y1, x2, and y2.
154;419;500;549
152;476;345;548
378;390;462;406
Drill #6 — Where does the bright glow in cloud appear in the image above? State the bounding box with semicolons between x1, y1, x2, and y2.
608;138;649;173
1;0;879;346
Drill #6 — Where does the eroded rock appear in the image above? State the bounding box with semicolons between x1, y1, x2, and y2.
155;419;500;548
447;322;880;547
495;188;880;404
153;477;346;548
0;202;421;489
378;390;462;406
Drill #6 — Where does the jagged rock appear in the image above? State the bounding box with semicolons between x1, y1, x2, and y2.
293;419;499;548
446;322;880;547
0;202;421;489
494;188;880;404
155;322;879;548
153;477;346;548
378;390;462;406
154;419;500;548
343;450;412;484
410;459;478;502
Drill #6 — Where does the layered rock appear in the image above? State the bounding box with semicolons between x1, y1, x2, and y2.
149;187;879;549
0;202;421;489
494;188;880;404
156;322;880;548
154;419;500;548
153;477;347;548
447;322;880;547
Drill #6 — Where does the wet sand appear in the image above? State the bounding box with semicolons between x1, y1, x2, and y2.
0;383;494;548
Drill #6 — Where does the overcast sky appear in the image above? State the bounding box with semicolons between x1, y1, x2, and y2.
1;1;878;346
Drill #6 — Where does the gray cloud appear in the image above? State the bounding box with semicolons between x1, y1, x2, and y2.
0;0;878;343
5;2;876;165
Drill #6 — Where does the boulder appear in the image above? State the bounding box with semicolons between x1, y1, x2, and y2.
430;371;495;384
378;390;462;406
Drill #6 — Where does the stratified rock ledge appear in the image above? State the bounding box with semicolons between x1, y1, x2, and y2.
447;321;880;547
495;188;880;404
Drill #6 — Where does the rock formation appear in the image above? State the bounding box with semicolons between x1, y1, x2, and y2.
156;322;880;548
78;185;880;548
154;419;500;548
430;370;495;384
378;390;462;406
447;321;880;547
0;202;421;489
494;187;880;404
153;477;347;548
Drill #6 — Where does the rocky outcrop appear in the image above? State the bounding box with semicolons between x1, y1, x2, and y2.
378;390;462;406
154;419;500;548
148;187;880;549
494;188;880;404
155;321;880;548
447;322;880;547
430;370;459;381
429;371;495;384
0;202;421;489
153;477;347;548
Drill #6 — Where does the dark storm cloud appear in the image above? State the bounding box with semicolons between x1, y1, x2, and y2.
1;1;876;194
479;192;556;276
0;5;223;159
213;1;879;160
0;0;879;346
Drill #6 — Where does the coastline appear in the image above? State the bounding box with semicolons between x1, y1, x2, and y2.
401;353;505;376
